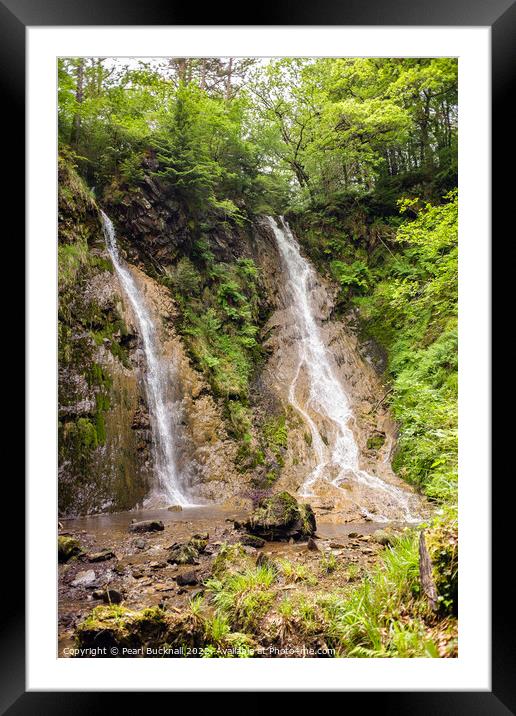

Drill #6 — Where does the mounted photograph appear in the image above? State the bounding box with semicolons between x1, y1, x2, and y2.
57;56;458;659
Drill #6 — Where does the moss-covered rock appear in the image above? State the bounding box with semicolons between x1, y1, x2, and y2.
367;433;386;451
167;543;199;565
244;491;316;541
372;529;395;546
188;533;209;552
58;535;82;563
212;543;252;577
240;533;266;548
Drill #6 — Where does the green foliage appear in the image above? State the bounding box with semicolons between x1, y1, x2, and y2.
320;551;338;574
426;511;458;615
164;257;202;296
317;533;439;657
58;56;457;214
174;257;262;400
330;259;371;301
356;192;458;501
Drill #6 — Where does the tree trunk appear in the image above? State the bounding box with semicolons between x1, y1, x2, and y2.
70;58;85;147
176;58;186;83
419;530;438;611
200;59;207;90
225;58;233;100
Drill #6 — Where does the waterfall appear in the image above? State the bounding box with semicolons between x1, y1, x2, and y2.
101;211;190;506
266;216;419;522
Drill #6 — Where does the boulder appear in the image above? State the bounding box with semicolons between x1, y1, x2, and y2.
167;543;199;565
128;520;164;534
58;536;82;563
243;491;316;542
167;505;183;512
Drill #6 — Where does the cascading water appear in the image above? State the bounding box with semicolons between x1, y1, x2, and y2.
266;216;419;523
101;211;190;506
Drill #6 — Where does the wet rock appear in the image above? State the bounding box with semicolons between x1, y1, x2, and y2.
128;520;164;533
176;571;199;587
348;532;359;538
240;534;266;548
359;510;373;522
132;538;147;550
167;543;199;565
86;549;116;563
71;570;97;588
58;536;82;563
307;537;319;552
167;505;183;512
188;533;209;553
244;492;316;542
149;561;168;570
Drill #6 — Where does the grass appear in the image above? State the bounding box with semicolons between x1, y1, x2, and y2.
277;558;318;585
205;564;277;632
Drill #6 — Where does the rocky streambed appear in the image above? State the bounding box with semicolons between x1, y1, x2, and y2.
58;493;409;658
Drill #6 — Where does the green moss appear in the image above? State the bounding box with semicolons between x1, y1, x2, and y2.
263;413;287;458
58;535;82;562
367;434;386;451
76;605;169;651
212;543;251;578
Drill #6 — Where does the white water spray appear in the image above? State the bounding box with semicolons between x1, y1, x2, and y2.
267;216;418;522
101;211;190;506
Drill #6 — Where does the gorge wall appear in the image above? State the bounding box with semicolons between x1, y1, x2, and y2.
58;156;416;519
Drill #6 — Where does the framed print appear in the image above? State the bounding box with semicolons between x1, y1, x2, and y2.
6;0;512;708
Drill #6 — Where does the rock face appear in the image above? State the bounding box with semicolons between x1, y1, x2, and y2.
247;219;421;522
58;155;247;515
58;157;152;516
244;492;316;542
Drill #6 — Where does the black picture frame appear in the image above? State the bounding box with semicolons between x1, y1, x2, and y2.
8;0;511;710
